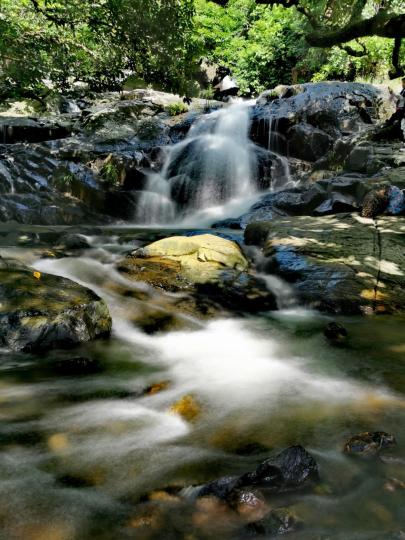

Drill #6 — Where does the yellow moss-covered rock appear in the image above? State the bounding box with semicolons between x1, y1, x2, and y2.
125;234;248;284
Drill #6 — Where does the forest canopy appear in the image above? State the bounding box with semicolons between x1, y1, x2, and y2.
0;0;404;100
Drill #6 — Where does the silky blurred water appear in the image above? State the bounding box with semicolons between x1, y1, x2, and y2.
0;226;405;540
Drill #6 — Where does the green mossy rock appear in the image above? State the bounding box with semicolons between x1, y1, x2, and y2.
0;257;112;352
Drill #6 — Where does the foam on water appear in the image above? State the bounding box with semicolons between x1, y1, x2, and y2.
134;101;295;227
35;255;399;427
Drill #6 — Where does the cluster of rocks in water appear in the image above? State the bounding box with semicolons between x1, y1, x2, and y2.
1;80;405;350
124;431;398;538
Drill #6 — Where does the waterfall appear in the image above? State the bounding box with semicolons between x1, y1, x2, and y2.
266;115;292;190
135;101;293;226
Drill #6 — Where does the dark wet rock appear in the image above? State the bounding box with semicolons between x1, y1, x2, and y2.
197;271;277;313
246;507;299;537
244;221;272;246
198;476;241;500
324;322;348;344
52;356;103;376
287;123;333;162
239;445;319;491
344;431;396;456
0;257;112;352
0;90;214;225
227;174;384;229
0;117;70;144
245;213;405;315
197;446;318;501
59;233;90;250
324;321;348;342
251;82;392;153
345;140;405;175
313;192;359;216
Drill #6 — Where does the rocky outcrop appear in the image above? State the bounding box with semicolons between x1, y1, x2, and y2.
0;117;71;144
118;234;276;313
0;89;220;225
245;213;405;315
287;122;333;161
0;256;112;351
213;174;388;229
251;82;392;155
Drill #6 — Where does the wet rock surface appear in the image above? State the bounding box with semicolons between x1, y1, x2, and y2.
344;431;396;457
196;446;319;500
0;256;112;351
251;82;392;155
0;90;221;225
118;234;276;313
245;213;405;315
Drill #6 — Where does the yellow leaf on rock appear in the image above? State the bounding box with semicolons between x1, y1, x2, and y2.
33;271;41;280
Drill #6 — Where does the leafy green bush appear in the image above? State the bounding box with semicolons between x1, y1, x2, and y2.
166;102;189;116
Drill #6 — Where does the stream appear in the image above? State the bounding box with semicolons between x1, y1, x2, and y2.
1;225;405;539
1;94;405;539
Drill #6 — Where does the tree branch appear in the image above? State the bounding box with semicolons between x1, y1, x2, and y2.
389;37;404;78
306;11;405;47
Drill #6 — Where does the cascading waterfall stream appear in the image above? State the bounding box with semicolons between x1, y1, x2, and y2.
135;101;292;227
266;115;292;190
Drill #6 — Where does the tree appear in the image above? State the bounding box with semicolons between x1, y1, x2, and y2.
212;0;405;77
0;0;195;98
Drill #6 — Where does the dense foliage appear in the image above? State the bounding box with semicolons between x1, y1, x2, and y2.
0;0;195;99
0;0;403;100
195;0;404;95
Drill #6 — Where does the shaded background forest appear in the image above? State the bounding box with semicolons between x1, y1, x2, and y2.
1;0;404;101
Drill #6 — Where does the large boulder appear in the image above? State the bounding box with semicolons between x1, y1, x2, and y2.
118;234;276;313
251;82;392;160
0;257;112;351
287;123;333;162
245;213;405;315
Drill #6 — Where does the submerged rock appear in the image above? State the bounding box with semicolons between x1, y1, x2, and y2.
0;257;112;352
170;394;201;422
245;507;299;537
118;234;276;314
324;322;348;344
344;431;396;456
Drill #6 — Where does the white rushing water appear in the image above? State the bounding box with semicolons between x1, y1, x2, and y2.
35;254;400;440
135;101;292;227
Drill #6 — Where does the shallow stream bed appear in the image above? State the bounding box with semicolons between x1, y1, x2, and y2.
1;226;405;540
